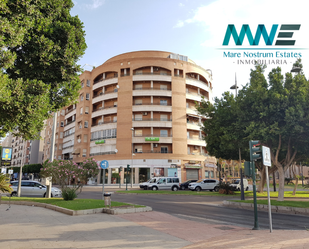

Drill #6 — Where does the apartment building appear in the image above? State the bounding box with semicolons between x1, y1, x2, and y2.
42;51;217;184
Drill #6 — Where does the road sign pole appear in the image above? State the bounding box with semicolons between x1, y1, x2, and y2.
252;161;259;230
102;168;105;200
265;165;273;233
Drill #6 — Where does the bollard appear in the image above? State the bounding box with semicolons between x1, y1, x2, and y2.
104;192;111;208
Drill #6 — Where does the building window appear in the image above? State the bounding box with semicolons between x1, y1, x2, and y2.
84;134;88;143
205;171;210;178
135;84;142;90
60;132;63;138
134;145;142;153
113;116;117;122
210;171;214;178
135;130;142;137
161;146;168;153
86;80;90;87
57;122;59;127
160;100;167;106
114;101;117;107
135;99;142;105
160;85;167;90
60;121;64;127
80;107;83;115
80;94;84;101
135;114;142;121
86;93;90;100
58;155;62;160
85;107;89;114
160;130;168;137
82;149;87;157
84;121;88;128
160;114;168;121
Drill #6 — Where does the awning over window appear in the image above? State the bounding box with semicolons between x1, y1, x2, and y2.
72;148;80;155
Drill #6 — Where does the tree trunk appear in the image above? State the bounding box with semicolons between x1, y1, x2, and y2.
258;167;266;193
293;178;298;196
277;166;285;201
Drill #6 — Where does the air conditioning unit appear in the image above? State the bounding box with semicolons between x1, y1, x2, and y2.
154;144;158;148
143;112;148;116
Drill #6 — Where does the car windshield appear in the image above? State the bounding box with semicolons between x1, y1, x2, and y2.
149;178;157;183
196;180;203;183
234;180;240;184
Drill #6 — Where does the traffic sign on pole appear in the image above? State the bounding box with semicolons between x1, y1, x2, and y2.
100;160;109;169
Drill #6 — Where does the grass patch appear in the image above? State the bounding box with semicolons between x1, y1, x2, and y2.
234;199;309;208
117;190;235;196
1;197;144;210
241;191;309;198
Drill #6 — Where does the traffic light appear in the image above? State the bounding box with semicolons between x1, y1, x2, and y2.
127;164;131;171
244;161;252;177
249;140;261;161
119;166;123;172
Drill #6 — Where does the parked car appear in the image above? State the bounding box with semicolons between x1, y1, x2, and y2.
10;180;62;197
188;179;220;192
179;179;198;190
147;177;180;191
139;177;159;190
230;179;249;191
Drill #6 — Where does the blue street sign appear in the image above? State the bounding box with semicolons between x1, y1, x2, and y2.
100;160;109;169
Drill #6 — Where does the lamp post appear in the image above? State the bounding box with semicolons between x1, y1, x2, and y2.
131;128;134;188
230;73;244;200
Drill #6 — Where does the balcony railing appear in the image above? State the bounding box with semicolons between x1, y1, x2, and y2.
134;150;173;154
93;89;118;99
93;75;118;85
91;120;117;127
132;118;172;122
89;151;117;156
133;72;171;76
64;120;75;127
120;73;130;77
63;132;75;138
134;87;171;91
65;107;76;115
133;134;172;137
90;136;117;142
92;105;117;113
186;76;209;86
133;102;172;106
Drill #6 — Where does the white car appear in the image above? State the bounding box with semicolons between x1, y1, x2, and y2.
10;180;62;197
188;179;219;192
230;179;249;191
139;177;160;190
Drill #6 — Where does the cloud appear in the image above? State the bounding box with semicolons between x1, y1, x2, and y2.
174;20;184;28
179;3;185;7
85;0;105;9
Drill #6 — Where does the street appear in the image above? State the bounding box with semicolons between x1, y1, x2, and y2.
78;187;309;231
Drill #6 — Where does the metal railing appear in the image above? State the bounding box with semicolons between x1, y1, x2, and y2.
93;90;118;99
134;150;173;154
90;135;117;141
133;87;171;91
89;151;117;156
132;118;172;122
133;134;172;137
133;72;171;76
91;120;117;127
93;75;118;85
133;102;172;106
92;105;117;113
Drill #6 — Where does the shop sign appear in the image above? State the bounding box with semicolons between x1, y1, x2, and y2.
145;137;159;141
185;164;201;169
189;160;197;164
95;140;105;144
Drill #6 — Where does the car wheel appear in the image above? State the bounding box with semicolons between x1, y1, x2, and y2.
237;188;240;191
152;186;158;191
214;186;219;192
246;186;249;191
172;186;178;191
181;186;185;190
195;186;201;192
11;192;17;197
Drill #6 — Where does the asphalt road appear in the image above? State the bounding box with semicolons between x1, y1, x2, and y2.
78;188;309;231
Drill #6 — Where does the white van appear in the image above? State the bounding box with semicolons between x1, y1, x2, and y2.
230;179;249;191
139;177;160;190
147;177;180;191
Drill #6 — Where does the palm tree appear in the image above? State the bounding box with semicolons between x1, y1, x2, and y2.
0;173;12;194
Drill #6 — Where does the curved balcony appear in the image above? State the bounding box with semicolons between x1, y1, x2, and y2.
133;88;172;97
133;72;172;82
92;91;118;104
186;77;211;93
62;146;74;155
132;103;172;113
91;106;117;118
186;92;208;102
132;118;172;128
93;77;118;90
187;122;201;131
64;122;75;132
187;137;206;147
132;136;172;144
91;121;117;132
65;108;76;120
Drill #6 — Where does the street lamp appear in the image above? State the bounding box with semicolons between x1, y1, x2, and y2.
131;128;134;188
291;66;301;74
230;73;244;200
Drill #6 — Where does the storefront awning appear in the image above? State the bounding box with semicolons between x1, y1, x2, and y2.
72;148;80;155
205;163;217;169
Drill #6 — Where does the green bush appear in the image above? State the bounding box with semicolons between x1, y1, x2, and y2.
62;187;77;201
218;182;235;195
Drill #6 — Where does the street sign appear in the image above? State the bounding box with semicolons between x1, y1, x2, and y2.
8;169;13;175
100;160;109;169
1;167;6;174
262;146;271;167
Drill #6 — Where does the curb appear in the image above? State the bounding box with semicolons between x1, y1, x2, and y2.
0;201;152;216
223;200;309;215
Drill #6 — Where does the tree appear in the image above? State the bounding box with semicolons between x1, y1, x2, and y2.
198;60;309;201
0;0;87;140
40;158;100;199
0;173;12;194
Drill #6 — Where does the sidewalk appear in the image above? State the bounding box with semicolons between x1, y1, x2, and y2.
1;203;309;248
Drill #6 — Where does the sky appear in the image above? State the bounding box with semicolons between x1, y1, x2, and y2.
71;0;309;100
